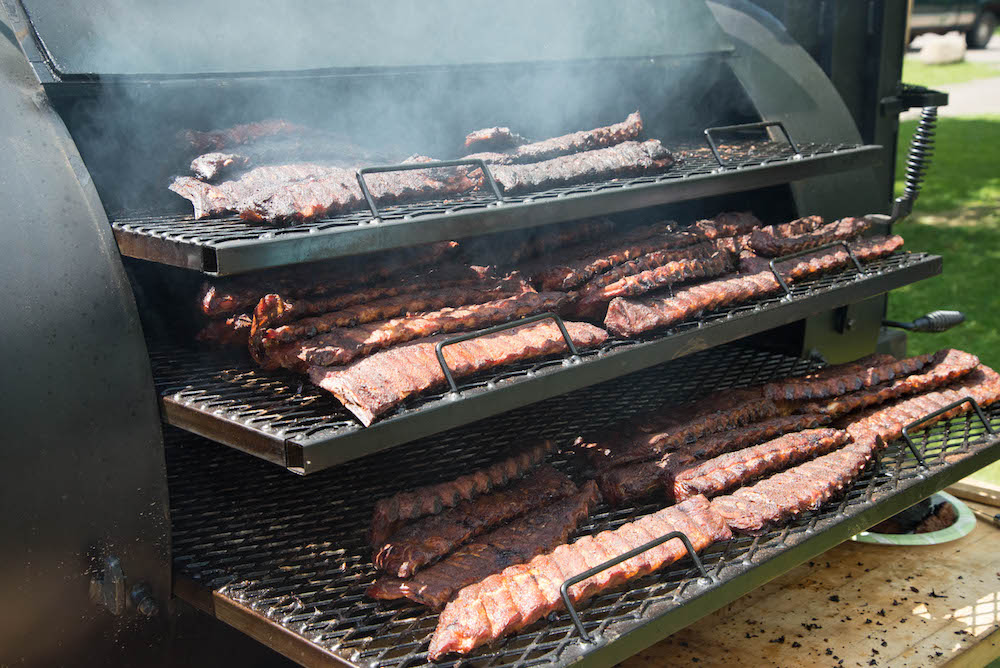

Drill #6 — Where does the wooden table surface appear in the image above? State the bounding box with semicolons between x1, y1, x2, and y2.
621;500;1000;668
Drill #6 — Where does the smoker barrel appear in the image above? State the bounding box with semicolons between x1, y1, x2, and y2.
2;0;994;666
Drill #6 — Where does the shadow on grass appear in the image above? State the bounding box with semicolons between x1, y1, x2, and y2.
896;117;1000;213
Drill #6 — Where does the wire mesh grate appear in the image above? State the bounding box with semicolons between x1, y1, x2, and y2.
167;344;1000;668
151;252;938;465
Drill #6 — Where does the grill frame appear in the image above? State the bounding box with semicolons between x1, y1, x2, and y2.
151;251;941;473
166;344;1000;668
112;141;881;275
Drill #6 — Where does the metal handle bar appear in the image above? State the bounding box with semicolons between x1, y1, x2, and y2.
767;240;864;296
356;158;503;221
704;120;800;167
559;530;709;644
435;312;579;394
901;396;996;469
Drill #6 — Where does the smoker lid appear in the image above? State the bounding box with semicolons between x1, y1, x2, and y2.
17;0;733;79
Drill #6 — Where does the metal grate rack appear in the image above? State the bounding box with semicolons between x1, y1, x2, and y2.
112;140;881;275
167;344;1000;668
151;252;941;473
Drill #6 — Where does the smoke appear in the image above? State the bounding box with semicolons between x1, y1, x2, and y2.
38;0;744;214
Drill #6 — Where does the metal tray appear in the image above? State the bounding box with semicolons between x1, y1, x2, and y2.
151;252;941;474
167;344;1000;668
112;140;881;275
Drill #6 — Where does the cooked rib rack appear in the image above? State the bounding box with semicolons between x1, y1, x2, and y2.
168;344;1000;668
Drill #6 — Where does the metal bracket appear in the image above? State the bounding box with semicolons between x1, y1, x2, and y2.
435;312;579;394
559;530;710;644
880;83;949;116
768;240;864;296
356;158;503;222
901;396;996;469
704;121;800;168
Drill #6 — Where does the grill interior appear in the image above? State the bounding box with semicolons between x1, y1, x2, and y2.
168;343;1000;668
112;140;880;274
150;251;941;472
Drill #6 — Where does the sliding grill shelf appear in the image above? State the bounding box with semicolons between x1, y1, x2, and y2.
113;140;881;275
151;252;941;474
168;344;1000;668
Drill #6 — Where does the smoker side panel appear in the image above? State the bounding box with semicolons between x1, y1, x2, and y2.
0;17;170;666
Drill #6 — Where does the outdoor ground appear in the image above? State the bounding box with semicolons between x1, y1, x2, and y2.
891;36;1000;482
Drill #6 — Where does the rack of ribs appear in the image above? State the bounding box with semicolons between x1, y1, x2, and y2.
748;216;871;257
374;466;577;578
308;320;608;425
369;441;554;547
581;389;779;470
463;126;531;152
528;225;702;292
427;494;731;659
249;282;530;367
463;111;643;165
572;252;734;319
595;414;833;506
263;291;568;371
368;481;601;609
761;352;937;401
800;349;980;418
603;235;904;336
672;429;850;502
691;211;763;240
487;140;674;195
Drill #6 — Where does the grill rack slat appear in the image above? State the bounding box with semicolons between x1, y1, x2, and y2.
152;252;941;473
113;140;882;275
168;344;1000;668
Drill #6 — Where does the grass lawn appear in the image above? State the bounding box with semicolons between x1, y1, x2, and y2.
902;59;1000;87
887;115;1000;483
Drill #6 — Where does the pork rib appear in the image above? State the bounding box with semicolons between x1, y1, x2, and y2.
528;226;703;292
463;127;530;152
368;481;601;609
761;352;937;401
487;140;674;195
195;314;252;347
197;241;458;317
604;235;904;336
692;211;763;240
595;414;832;506
427;494;731;659
285;291;568;370
748;216;870;257
374;466;577;578
463;112;643;165
369;441;554;547
673;428;850;502
309;320;608;426
181;119;301;153
580;389;780;470
573;251;734;318
800;349;980;418
250;284;528;367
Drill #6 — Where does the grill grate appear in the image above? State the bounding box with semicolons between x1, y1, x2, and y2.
112;140;881;274
151;252;941;472
167;344;1000;668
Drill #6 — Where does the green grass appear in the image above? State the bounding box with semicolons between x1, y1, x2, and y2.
902;58;1000;87
887;116;1000;483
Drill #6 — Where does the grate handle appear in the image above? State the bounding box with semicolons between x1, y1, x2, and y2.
883;310;965;333
704;121;800;168
356;158;504;221
901;396;996;469
559;530;709;644
767;240;864;296
435;312;579;394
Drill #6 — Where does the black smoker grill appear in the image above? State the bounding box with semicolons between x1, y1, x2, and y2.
1;1;995;666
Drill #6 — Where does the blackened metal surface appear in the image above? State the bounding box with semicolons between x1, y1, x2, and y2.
0;20;170;667
166;348;1000;668
111;140;881;274
150;252;940;473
